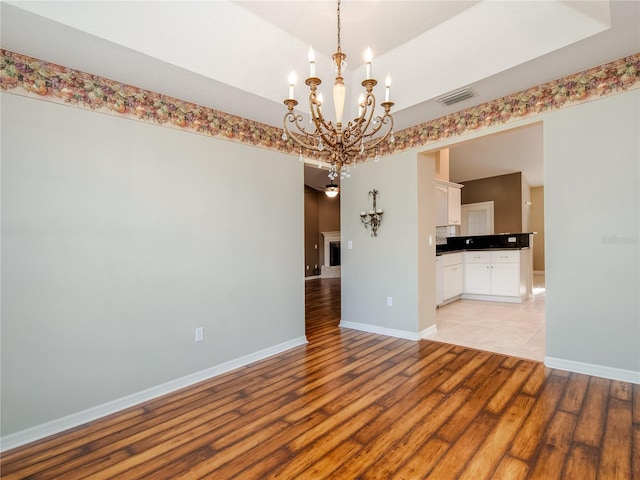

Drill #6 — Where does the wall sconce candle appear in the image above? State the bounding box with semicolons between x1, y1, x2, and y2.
360;189;384;237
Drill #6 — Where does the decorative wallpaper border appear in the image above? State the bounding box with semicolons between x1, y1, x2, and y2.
1;49;638;159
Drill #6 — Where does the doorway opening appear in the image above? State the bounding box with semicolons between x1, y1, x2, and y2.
424;122;546;361
303;164;342;337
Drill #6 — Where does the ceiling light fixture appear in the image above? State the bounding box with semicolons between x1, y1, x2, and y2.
324;181;340;198
283;0;395;181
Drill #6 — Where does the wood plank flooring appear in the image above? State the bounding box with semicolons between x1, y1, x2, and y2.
2;277;638;479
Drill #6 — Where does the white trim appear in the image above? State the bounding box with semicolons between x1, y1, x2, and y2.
340;321;420;341
461;293;523;304
420;325;438;338
321;231;341;267
545;356;640;384
0;336;308;452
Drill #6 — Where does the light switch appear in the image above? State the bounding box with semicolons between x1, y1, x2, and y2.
195;327;204;342
348;240;353;250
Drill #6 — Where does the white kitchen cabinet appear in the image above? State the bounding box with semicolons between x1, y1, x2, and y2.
463;250;527;303
435;181;463;226
490;251;521;296
435;257;444;306
440;253;463;304
447;186;461;226
464;263;491;294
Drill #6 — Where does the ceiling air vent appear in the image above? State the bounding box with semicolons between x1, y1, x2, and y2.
437;87;474;106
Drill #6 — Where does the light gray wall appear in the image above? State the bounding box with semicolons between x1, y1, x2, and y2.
340;150;436;336
340;89;639;377
545;89;639;372
1;93;305;435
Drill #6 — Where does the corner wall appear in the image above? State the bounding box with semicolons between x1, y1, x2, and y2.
1;93;305;439
340;150;436;339
544;89;639;379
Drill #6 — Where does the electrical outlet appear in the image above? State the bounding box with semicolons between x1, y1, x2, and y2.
387;296;393;307
195;327;204;342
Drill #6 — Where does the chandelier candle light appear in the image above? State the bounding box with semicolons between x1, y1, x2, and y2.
360;189;384;237
283;0;395;181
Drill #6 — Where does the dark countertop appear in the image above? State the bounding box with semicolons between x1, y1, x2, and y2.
436;232;533;255
436;247;530;256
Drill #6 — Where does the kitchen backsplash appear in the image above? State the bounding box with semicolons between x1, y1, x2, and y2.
436;225;459;245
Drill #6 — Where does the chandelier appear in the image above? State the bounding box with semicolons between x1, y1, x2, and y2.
283;0;395;180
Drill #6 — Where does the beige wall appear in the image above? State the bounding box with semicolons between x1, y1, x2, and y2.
461;172;523;233
530;187;545;271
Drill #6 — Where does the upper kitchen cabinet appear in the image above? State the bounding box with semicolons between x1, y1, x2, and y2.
436;180;463;226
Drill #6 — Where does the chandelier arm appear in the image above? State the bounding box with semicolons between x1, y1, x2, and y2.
342;96;377;149
309;115;340;151
284;113;334;153
361;116;395;152
307;96;343;151
284;111;319;140
359;116;387;140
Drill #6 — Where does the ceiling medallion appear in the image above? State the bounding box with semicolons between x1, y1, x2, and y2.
282;0;395;181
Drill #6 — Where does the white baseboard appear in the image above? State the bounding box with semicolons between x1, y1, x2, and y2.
0;336;308;452
462;293;523;304
545;356;640;384
340;321;422;341
420;325;438;338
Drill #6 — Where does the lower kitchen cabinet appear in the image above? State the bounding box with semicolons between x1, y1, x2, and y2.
463;250;529;303
443;263;464;300
438;252;463;305
464;262;491;295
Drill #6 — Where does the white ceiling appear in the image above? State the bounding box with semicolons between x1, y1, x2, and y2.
2;1;639;188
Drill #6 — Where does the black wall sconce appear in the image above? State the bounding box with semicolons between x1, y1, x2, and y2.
360;189;384;237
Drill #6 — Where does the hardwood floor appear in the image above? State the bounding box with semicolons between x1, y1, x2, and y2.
2;277;638;479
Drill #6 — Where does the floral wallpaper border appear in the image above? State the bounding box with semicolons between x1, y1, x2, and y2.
1;49;638;160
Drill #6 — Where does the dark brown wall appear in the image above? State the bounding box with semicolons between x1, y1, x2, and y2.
304;186;320;276
317;192;341;267
461;172;522;234
304;186;341;276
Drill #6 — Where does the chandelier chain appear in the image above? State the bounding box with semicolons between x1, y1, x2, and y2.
336;0;341;53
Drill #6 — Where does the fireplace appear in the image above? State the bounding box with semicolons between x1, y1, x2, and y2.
321;231;341;278
329;241;341;266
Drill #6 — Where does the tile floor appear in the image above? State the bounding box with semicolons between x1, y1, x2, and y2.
424;273;546;362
